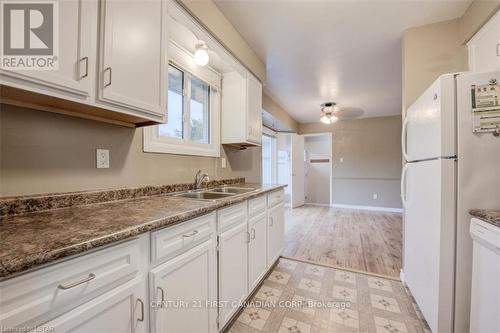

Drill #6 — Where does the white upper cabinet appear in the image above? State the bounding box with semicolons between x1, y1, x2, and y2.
247;74;263;143
0;0;95;96
221;70;263;146
467;10;500;73
98;0;167;117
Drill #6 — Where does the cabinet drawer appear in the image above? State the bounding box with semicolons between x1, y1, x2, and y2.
267;189;284;208
217;202;247;233
151;212;216;264
248;195;266;218
0;239;140;329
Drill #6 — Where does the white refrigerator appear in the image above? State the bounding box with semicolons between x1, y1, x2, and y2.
401;71;500;333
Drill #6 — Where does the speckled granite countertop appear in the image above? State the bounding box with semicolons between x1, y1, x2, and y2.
470;209;500;228
0;183;285;279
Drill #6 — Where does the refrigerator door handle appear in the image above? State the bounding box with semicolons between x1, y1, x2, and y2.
401;163;409;208
402;116;410;161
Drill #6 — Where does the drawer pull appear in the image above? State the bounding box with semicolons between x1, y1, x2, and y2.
137;298;145;322
157;286;165;304
269;217;274;226
251;228;256;240
58;273;96;290
80;56;89;79
182;230;198;238
104;67;112;87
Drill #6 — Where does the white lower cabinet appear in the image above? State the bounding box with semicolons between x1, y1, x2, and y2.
218;219;248;328
150;239;217;333
248;212;268;291
1;191;285;333
44;278;147;333
267;203;285;266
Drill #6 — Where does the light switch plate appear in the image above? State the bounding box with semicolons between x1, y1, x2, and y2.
96;149;110;169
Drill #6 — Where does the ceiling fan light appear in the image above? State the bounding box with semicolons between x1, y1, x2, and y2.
320;102;338;124
193;41;209;66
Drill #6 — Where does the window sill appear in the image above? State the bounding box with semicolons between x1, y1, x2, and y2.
143;128;220;157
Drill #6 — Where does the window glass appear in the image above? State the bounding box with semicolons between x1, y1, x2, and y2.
159;66;184;139
190;77;210;143
262;135;275;184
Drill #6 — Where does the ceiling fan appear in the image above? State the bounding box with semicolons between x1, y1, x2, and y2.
320;102;364;124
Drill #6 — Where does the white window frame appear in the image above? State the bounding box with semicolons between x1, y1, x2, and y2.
143;65;221;157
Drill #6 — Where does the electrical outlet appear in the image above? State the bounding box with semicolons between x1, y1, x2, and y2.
221;157;227;169
96;149;110;169
373;193;378;200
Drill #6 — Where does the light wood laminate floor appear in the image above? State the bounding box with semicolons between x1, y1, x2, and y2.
282;205;402;278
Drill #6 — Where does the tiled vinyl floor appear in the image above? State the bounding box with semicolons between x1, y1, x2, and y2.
227;258;430;333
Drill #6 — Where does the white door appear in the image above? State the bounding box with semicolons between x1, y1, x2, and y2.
0;0;94;96
267;203;285;265
44;278;147;333
248;212;267;291
403;74;456;162
246;74;262;144
218;222;248;327
291;133;305;208
402;158;455;333
150;239;217;333
99;0;167;116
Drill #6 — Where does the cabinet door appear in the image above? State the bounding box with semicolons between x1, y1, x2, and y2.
248;212;268;292
150;239;217;333
99;0;167;116
267;204;285;266
0;0;94;96
246;74;262;144
44;278;147;333
218;221;248;327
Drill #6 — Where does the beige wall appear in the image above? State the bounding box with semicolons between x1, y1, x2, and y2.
402;0;499;112
0;106;261;197
262;93;299;133
460;0;500;43
178;0;266;82
299;116;402;209
402;18;468;112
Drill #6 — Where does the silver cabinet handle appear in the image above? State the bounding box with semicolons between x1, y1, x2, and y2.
58;273;95;290
251;228;256;240
157;286;165;304
80;56;89;79
137;298;145;322
104;67;112;87
182;230;198;238
269;217;274;226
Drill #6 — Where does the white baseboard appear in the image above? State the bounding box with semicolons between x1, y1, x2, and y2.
305;203;331;207
331;204;403;213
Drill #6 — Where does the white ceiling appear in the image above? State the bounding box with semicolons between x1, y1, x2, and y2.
214;0;471;123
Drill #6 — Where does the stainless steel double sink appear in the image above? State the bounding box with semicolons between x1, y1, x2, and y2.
172;187;257;201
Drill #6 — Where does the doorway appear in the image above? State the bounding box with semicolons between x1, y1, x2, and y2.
290;133;332;208
303;133;332;206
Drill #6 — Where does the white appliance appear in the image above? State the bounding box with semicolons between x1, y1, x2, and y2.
469;217;500;333
401;71;500;333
